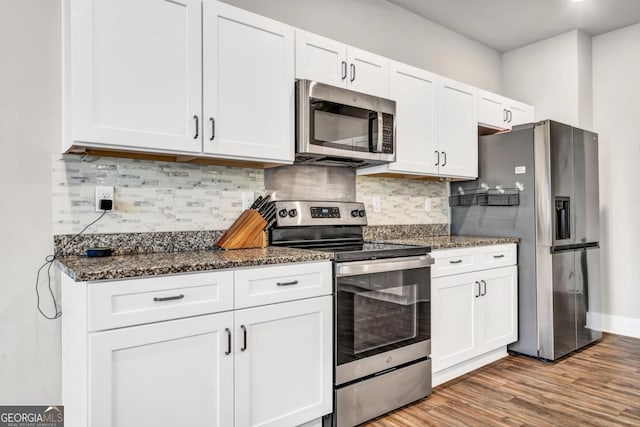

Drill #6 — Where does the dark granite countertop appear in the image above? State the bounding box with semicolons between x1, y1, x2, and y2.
380;235;519;250
56;246;333;282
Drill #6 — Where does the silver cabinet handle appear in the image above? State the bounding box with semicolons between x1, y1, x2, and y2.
240;325;247;352
153;294;184;302
225;328;232;355
481;280;487;296
493;254;505;259
341;61;347;80
350;63;356;82
441;151;447;167
435;150;440;166
449;259;463;264
507;110;513;123
193;115;199;139
475;281;481;298
503;109;508;122
277;280;299;287
209;117;215;141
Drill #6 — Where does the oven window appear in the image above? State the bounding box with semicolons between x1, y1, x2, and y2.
310;99;376;152
336;267;430;365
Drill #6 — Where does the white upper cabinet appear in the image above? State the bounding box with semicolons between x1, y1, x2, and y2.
358;65;478;179
203;1;295;163
437;77;478;179
478;89;534;131
295;30;347;88
370;61;438;175
295;30;390;98
506;98;534;127
66;0;203;153
346;47;390;98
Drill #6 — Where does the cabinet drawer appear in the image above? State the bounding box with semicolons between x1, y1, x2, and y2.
431;244;516;278
431;248;476;278
478;244;517;270
88;271;234;331
234;261;332;309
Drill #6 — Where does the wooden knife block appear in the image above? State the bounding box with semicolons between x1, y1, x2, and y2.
215;209;267;250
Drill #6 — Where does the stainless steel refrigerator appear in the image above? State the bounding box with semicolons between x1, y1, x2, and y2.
451;120;602;360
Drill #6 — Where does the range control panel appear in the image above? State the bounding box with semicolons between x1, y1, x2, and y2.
310;206;341;218
273;201;367;227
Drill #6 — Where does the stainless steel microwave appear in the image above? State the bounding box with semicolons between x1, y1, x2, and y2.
295;80;396;167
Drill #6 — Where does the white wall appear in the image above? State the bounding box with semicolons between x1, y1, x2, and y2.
0;0;62;403
222;0;503;92
593;23;640;330
502;29;592;130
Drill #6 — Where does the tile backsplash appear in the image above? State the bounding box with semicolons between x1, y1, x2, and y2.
52;155;449;234
52;155;265;234
356;175;448;225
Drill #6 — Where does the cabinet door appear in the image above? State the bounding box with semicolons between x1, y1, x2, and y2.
234;296;332;427
346;47;390;98
507;99;534;127
388;61;438;174
478;89;509;130
295;30;348;87
69;0;202;153
203;1;294;163
477;266;518;353
431;273;479;373
437;78;478;178
89;313;234;427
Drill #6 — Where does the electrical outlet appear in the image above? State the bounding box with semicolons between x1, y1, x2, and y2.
372;197;381;213
95;186;114;212
425;197;432;212
242;192;255;210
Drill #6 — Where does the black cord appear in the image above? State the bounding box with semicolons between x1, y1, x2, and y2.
36;210;108;320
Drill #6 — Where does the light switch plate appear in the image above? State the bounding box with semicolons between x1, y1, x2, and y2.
242;192;254;210
372;197;381;213
424;197;432;212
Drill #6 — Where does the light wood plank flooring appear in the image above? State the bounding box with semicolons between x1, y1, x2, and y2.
366;333;640;426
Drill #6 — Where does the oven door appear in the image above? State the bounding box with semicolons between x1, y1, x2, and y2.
334;255;432;385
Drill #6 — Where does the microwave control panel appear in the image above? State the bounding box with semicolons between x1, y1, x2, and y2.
382;113;394;154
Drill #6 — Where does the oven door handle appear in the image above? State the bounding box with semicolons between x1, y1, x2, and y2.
335;255;434;277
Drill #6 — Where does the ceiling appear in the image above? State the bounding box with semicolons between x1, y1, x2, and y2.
386;0;640;52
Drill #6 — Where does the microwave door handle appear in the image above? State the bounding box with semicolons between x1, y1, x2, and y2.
376;111;383;153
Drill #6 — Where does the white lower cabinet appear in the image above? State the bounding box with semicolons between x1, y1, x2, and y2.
234;297;332;427
62;262;332;427
431;245;518;386
89;312;234;427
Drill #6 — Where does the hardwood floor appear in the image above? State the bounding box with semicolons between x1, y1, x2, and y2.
365;334;640;426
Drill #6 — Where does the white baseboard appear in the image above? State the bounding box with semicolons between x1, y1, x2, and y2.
432;347;508;388
599;313;640;339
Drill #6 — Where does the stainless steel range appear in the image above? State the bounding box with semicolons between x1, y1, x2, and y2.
269;200;433;427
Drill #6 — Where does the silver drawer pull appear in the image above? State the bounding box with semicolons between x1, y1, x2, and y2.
153;294;184;302
277;280;299;287
449;260;463;264
493;254;505;259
